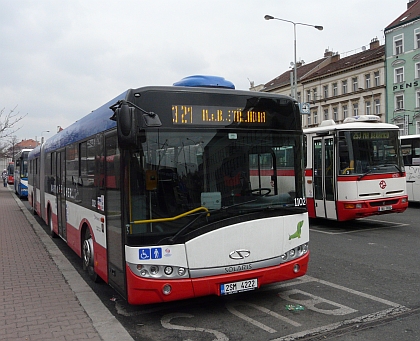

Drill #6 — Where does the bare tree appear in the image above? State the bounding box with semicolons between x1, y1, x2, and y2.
0;135;17;159
0;106;27;139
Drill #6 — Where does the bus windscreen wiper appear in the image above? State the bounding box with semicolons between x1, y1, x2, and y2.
358;169;373;181
167;211;209;244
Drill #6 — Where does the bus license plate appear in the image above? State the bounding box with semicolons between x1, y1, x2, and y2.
378;205;392;212
220;279;258;295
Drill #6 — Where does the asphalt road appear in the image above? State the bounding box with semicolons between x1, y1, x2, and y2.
25;200;420;341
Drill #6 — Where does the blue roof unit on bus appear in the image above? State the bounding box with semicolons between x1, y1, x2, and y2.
173;75;235;89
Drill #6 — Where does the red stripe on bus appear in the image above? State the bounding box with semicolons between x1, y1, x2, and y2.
336;172;405;181
249;169;295;176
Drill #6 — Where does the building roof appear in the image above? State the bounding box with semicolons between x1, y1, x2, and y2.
385;0;420;32
302;44;384;82
15;139;39;149
262;57;329;91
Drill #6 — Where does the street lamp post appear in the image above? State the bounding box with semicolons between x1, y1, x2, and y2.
40;130;50;145
264;15;323;100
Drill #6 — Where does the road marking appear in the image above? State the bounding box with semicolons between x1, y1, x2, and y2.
278;289;357;315
161;313;229;341
270;306;409;341
226;301;301;333
266;275;410;340
304;275;403;307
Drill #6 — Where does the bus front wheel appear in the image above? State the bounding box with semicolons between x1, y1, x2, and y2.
82;228;99;282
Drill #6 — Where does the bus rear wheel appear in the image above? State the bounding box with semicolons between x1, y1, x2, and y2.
82;228;100;282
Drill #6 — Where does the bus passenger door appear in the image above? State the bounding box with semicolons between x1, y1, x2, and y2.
104;134;126;299
56;150;67;239
313;137;337;219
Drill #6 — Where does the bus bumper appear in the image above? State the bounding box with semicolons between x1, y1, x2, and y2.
126;252;309;305
337;195;408;221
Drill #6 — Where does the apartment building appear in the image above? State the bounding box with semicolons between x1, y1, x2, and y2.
259;39;385;128
385;0;420;135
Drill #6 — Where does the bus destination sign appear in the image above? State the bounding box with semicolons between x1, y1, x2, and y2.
172;105;267;125
352;131;390;140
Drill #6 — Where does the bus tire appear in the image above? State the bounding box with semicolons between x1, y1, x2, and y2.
48;208;57;238
31;194;37;216
82;228;100;283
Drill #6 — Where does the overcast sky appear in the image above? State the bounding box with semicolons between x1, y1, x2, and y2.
0;0;408;143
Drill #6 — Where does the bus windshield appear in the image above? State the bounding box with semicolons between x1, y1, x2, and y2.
338;130;403;175
128;129;304;241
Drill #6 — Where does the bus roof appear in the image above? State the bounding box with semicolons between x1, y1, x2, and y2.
40;85;296;154
304;116;399;135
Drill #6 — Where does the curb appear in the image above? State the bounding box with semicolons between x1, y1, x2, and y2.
12;190;135;341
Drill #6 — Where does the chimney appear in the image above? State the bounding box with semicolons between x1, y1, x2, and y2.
331;53;340;63
408;0;416;9
324;49;333;57
370;37;380;49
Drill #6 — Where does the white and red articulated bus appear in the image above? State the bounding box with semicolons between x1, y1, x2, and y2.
28;76;309;305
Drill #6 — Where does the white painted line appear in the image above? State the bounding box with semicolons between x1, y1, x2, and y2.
304;275;403;308
226;301;301;332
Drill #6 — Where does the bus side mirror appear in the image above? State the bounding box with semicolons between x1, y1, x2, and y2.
116;103;138;148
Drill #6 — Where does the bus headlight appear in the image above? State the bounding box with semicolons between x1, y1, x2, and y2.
164;266;173;275
280;243;309;263
150;266;159;275
178;267;187;276
128;263;189;279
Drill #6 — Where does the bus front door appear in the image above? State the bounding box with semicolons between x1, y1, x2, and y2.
313;137;337;219
56;150;67;239
104;134;126;299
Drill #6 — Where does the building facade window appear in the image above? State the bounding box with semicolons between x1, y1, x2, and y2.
394;34;403;55
416;90;420;108
324;108;329;120
333;107;338;121
352;77;358;92
332;83;338;96
313;111;318;125
323;85;328;99
307;113;311;126
365;74;371;88
342;80;348;94
313;88;318;100
353;102;359;116
416;63;420;79
306;90;311;102
375;99;380;115
395;94;404;110
343;105;348;119
395;67;404;83
415;28;420;49
366;101;371;115
297;92;301;103
374;71;380;86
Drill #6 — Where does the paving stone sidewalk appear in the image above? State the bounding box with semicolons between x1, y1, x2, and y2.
0;186;134;341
